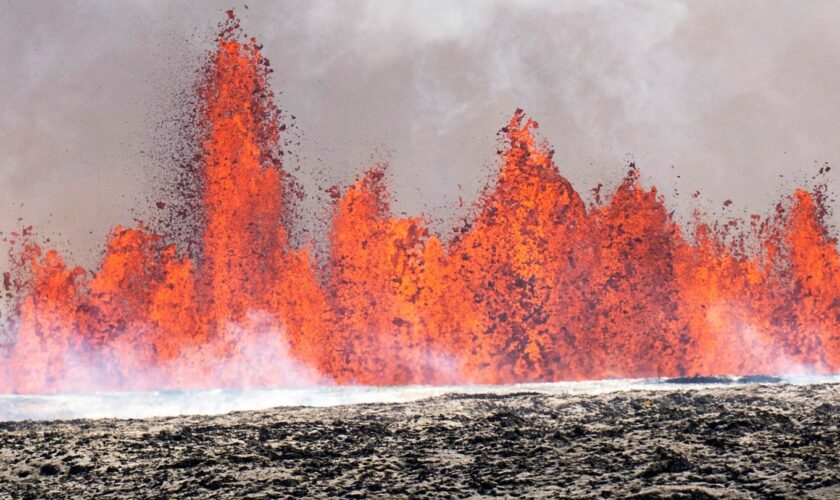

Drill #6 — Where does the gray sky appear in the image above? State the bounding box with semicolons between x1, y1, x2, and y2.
2;0;840;269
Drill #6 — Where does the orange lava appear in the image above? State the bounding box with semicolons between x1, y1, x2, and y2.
2;16;839;393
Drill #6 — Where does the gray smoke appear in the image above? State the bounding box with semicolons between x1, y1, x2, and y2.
2;0;840;271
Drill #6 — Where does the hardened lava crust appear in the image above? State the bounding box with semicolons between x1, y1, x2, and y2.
0;383;838;499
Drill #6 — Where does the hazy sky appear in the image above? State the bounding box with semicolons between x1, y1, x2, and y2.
2;0;840;268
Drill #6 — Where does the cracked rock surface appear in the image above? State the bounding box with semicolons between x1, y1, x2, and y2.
0;383;838;498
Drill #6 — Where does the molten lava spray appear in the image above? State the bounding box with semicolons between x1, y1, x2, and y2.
2;15;839;394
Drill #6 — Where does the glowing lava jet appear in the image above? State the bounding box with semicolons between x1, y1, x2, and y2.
1;14;839;394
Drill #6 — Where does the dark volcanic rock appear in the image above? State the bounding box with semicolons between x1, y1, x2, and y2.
667;375;735;385
0;383;838;498
38;464;60;476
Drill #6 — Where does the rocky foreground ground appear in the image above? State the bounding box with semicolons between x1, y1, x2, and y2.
0;383;838;498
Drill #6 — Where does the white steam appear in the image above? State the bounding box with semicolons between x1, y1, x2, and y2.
2;375;838;421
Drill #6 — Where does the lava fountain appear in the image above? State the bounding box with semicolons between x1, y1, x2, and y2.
2;14;839;394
